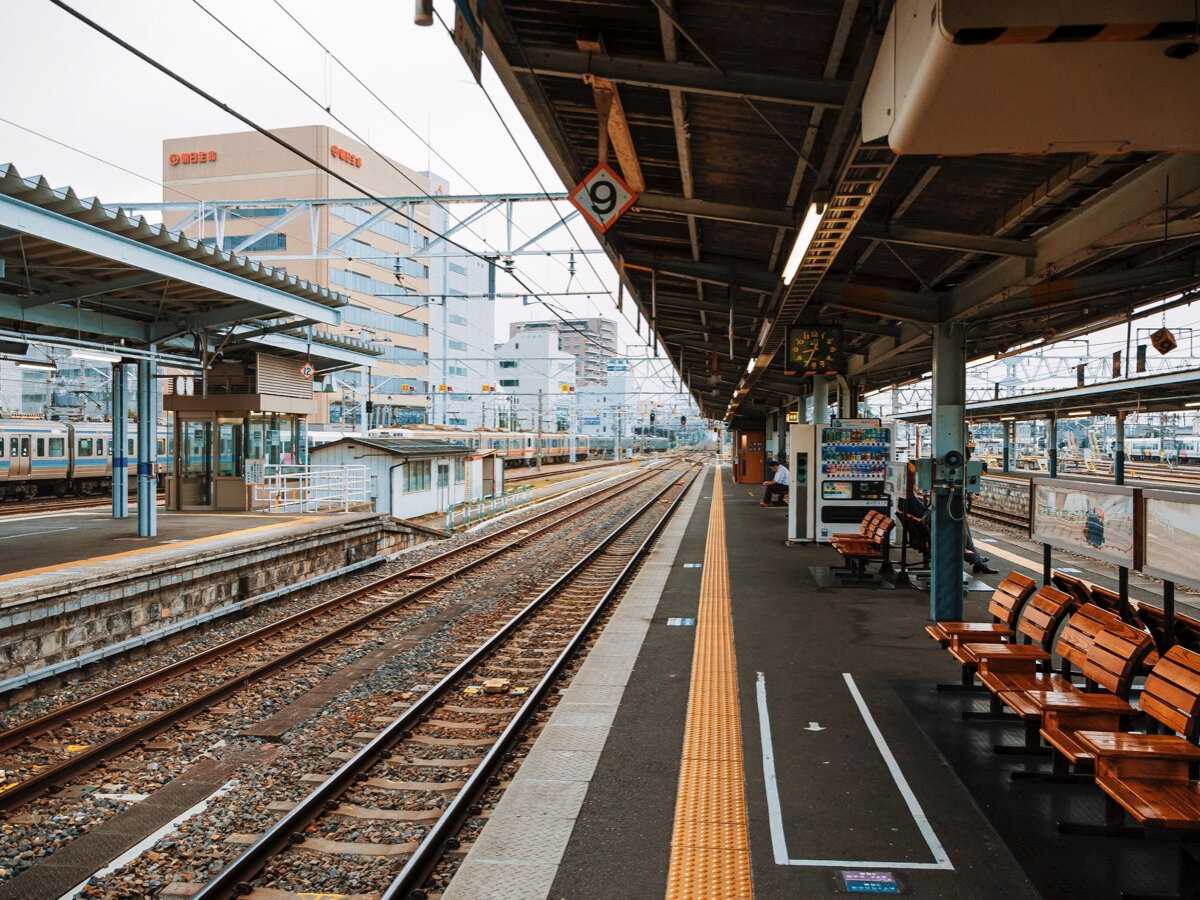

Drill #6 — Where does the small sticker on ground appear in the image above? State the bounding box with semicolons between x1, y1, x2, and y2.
976;537;997;543
840;870;901;893
683;563;703;568
666;617;697;626
1058;567;1083;573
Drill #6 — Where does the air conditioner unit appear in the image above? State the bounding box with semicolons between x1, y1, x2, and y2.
863;0;1200;155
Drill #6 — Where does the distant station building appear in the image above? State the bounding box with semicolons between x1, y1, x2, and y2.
161;125;495;430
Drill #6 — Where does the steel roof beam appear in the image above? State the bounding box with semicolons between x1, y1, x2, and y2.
853;223;1035;258
19;272;166;309
622;253;779;292
636;193;795;228
0;292;150;342
515;47;848;108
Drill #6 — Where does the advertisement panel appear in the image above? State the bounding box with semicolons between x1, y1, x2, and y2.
1143;490;1200;591
1031;479;1137;568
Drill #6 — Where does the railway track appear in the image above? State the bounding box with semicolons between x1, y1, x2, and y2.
505;458;624;483
0;493;143;517
191;462;700;899
0;463;681;817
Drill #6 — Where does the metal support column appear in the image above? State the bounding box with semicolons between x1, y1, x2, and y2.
1048;415;1058;478
812;374;830;425
1001;420;1011;473
111;363;128;519
930;323;967;621
136;357;158;537
360;365;370;432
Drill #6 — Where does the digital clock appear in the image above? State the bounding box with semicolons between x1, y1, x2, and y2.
785;325;841;374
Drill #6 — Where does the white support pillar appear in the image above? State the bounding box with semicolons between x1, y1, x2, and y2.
812;374;830;425
111;363;128;519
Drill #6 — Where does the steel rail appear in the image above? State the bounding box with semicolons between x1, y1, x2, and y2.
383;465;701;900
0;463;660;750
194;464;701;899
0;467;670;811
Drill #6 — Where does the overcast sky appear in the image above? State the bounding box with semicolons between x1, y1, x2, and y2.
0;0;672;374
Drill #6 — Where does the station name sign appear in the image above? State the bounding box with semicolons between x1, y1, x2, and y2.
331;144;363;168
169;150;217;166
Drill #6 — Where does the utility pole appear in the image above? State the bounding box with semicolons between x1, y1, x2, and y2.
536;388;544;472
615;408;623;461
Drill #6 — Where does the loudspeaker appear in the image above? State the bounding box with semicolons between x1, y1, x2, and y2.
1151;327;1178;355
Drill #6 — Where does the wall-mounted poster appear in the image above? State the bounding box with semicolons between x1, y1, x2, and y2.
1031;479;1137;569
1143;490;1200;591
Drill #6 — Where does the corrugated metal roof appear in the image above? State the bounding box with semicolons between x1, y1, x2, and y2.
311;437;474;458
0;163;345;309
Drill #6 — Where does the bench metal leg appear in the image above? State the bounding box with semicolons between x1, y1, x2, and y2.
1058;794;1142;838
962;693;1019;721
936;665;985;692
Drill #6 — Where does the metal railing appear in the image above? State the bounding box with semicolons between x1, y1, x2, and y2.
445;485;534;530
252;464;372;513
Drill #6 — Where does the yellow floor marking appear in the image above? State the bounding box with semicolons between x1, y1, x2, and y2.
978;540;1043;572
0;517;316;582
666;469;753;899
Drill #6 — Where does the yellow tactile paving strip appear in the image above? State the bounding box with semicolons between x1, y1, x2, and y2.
665;471;753;899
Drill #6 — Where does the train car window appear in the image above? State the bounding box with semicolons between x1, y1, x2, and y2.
97;438;105;456
157;439;166;456
9;438;17;457
128;438;135;456
0;438;4;456
78;438;93;457
36;438;45;456
48;437;65;458
20;438;29;458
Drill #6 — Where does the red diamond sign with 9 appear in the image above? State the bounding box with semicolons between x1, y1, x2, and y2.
568;162;638;232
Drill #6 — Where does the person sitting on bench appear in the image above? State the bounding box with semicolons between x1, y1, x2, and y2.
760;459;789;507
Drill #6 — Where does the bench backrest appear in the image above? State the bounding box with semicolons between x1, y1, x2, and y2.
1051;570;1092;608
1139;645;1200;742
987;572;1038;628
898;512;930;555
1087;584;1131;623
1130;601;1200;655
1015;586;1076;649
1080;617;1158;699
1177;611;1200;654
1053;603;1124;672
859;511;884;536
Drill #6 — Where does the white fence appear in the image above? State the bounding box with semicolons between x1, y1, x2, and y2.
445;485;534;530
252;464;372;513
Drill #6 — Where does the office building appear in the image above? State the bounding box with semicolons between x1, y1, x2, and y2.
508;317;618;386
162;125;493;428
493;331;577;432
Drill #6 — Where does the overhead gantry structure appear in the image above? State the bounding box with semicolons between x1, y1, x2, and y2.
478;0;1200;618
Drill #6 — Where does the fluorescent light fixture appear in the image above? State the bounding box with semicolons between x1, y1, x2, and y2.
1184;401;1200;408
746;358;756;374
782;203;823;285
1066;410;1092;417
15;359;56;371
70;348;122;364
1000;416;1017;421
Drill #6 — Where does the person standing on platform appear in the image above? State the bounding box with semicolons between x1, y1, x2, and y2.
760;459;789;506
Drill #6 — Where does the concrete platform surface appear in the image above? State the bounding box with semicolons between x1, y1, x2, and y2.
0;509;321;579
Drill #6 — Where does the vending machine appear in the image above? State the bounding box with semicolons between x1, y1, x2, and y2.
789;419;898;543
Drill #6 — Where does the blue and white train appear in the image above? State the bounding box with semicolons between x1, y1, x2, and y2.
0;419;168;500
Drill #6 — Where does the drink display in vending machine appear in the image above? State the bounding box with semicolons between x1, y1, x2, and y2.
815;419;895;541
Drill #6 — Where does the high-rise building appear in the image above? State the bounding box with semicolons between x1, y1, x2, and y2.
508;317;617;386
161;125;495;429
493;331;577;432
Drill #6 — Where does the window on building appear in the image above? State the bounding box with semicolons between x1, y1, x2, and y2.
499;379;519;387
403;459;432;492
48;437;65;458
77;438;93;457
499;360;517;368
448;366;467;377
437;463;449;488
448;262;467;276
454;458;465;483
203;233;287;253
448;314;468;326
448;339;467;351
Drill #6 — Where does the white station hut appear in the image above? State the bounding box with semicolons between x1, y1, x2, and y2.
310;437;504;519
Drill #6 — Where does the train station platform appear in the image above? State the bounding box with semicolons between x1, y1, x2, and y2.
448;464;1190;899
0;510;437;694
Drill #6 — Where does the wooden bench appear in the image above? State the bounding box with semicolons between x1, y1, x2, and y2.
1061;646;1200;893
1051;570;1093;609
1088;582;1135;624
829;513;895;587
1131;599;1200;655
925;571;1037;649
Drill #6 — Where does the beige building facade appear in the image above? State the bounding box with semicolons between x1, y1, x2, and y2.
162;125;436;426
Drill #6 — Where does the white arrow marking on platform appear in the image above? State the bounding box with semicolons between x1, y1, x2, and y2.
804;721;825;731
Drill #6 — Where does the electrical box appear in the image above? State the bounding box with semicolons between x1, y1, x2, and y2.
965;460;983;494
914;455;983;493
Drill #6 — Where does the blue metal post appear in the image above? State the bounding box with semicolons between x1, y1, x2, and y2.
111;363;128;519
137;356;158;537
930;323;966;621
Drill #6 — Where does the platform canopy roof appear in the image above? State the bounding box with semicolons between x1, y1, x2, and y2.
0;164;381;372
893;368;1200;424
482;1;1200;420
